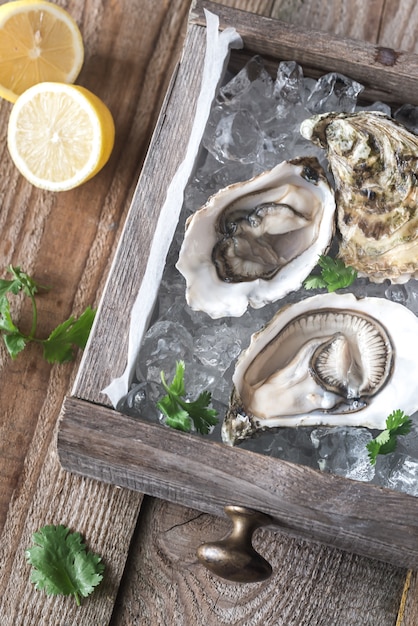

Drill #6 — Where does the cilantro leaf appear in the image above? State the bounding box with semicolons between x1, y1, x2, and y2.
164;359;186;397
42;306;96;363
367;410;412;465
181;389;219;435
302;275;328;290
161;403;192;432
303;255;357;292
386;409;412;434
0;265;40;299
0;278;19;299
0;265;95;363
0;295;19;333
0;294;27;358
157;371;192;432
366;440;382;466
157;360;218;435
6;265;42;298
25;525;104;606
3;332;27;358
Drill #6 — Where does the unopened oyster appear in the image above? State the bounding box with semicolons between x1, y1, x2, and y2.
300;111;418;283
222;293;418;446
176;157;335;318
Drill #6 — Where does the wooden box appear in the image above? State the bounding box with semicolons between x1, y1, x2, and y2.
57;0;418;571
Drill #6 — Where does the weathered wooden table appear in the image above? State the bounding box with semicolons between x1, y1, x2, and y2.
1;1;418;624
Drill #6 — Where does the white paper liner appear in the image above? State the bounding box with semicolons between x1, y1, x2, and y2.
102;10;243;407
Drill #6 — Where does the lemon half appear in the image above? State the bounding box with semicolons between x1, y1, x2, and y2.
7;82;115;191
0;0;84;102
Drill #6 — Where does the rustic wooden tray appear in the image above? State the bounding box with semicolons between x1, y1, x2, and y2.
57;0;418;570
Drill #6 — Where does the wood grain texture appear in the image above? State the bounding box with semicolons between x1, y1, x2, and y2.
0;0;189;623
269;0;385;43
58;397;418;571
72;23;210;404
3;0;418;624
0;417;143;625
0;0;187;529
192;1;418;106
110;497;406;626
379;1;418;53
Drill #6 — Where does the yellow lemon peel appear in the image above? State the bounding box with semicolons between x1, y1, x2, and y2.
0;0;84;102
7;82;115;191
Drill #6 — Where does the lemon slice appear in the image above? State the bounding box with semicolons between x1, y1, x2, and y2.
7;82;115;191
0;0;84;102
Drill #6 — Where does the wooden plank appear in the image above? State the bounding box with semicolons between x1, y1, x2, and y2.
399;571;418;626
216;0;276;15
2;0;418;624
0;0;190;533
58;397;418;571
72;22;211;403
269;0;385;44
109;497;406;626
379;0;418;54
0;420;143;625
0;0;190;623
190;1;418;106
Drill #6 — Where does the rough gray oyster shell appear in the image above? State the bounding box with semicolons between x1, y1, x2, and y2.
300;111;418;283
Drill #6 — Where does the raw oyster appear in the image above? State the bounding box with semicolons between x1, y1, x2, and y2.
300;111;418;283
222;293;418;446
176;157;335;318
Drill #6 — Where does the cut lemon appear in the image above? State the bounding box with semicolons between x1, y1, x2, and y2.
7;82;115;191
0;0;84;103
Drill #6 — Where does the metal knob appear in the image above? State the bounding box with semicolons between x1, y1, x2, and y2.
196;505;273;582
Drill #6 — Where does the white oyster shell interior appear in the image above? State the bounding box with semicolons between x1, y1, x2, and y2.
222;293;418;445
176;157;335;318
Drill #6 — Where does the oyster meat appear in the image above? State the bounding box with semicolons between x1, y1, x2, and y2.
300;111;418;283
176;157;335;318
222;292;418;446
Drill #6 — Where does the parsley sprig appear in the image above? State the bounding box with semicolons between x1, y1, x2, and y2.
0;265;95;363
303;255;357;292
25;525;104;606
366;409;412;465
157;360;218;434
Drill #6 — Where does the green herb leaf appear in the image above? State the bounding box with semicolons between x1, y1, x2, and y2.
162;360;186;397
0;294;27;358
302;275;328;290
0;265;95;363
303;255;357;292
386;409;413;434
157;360;218;435
0;265;40;299
366;410;412;465
0;295;19;333
25;525;104;606
42;306;96;363
3;332;27;358
365;440;382;466
7;265;42;297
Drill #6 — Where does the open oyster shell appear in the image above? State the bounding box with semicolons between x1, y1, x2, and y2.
300;111;418;283
222;292;418;446
176;157;335;318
